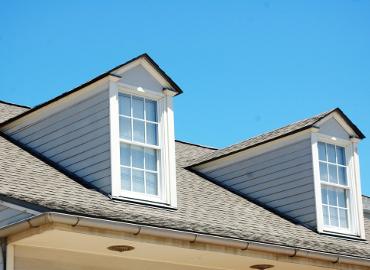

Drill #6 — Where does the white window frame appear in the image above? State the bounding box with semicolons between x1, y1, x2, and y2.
109;76;177;207
311;132;364;237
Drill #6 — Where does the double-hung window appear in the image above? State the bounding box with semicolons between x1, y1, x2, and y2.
118;93;160;199
318;141;351;232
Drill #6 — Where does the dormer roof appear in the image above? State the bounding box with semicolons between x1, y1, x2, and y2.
190;108;365;167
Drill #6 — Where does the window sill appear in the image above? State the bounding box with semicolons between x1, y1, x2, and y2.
318;228;365;240
110;195;177;210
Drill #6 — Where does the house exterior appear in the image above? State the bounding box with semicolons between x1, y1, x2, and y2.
0;53;369;270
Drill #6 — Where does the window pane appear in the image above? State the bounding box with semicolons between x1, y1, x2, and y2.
323;206;329;225
145;149;157;171
146;172;158;195
318;142;327;161
119;117;132;140
132;169;145;193
319;162;328;182
119;94;131;116
328;188;337;206
329;207;339;227
131;146;144;169
321;188;328;204
146;123;158;145
132;97;144;119
337;189;347;208
327;144;336;163
146;100;157;122
121;167;131;191
336;146;346;165
133;119;145;143
120;144;130;166
328;164;338;184
339;209;348;228
338;166;347;186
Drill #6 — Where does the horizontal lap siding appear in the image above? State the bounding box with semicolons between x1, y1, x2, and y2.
4;90;112;194
208;139;317;228
0;205;34;228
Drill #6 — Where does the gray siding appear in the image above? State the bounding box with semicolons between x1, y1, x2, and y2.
118;64;163;92
204;139;317;228
0;204;34;228
319;117;350;140
3;90;112;193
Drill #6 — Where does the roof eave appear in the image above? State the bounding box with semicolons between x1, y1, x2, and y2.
1;212;369;267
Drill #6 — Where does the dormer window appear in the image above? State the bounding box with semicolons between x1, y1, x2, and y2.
108;59;178;207
312;132;364;237
318;142;350;230
119;94;160;198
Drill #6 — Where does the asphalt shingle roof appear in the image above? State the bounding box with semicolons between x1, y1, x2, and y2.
0;102;369;259
0;101;29;123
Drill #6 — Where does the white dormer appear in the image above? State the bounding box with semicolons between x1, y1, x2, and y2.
0;54;181;208
108;56;178;206
311;112;364;237
192;109;366;238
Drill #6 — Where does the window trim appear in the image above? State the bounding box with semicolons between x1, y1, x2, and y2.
311;132;364;238
109;77;177;207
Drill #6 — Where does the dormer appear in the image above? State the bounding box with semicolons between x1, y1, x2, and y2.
191;109;366;238
108;56;180;206
0;54;181;207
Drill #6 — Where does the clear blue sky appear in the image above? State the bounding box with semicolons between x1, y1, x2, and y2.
1;1;369;195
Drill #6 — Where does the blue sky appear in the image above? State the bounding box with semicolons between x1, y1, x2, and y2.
1;1;370;195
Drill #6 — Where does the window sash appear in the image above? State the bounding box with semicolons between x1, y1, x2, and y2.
119;94;159;147
318;141;353;233
318;142;348;187
118;93;161;198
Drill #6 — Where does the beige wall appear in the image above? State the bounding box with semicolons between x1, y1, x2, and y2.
14;245;219;270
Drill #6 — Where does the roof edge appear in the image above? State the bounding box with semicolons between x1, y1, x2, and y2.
0;100;30;109
0;212;369;267
175;139;218;150
330;108;366;139
0;53;182;127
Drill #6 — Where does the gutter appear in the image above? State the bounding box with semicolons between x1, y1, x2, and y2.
0;212;369;267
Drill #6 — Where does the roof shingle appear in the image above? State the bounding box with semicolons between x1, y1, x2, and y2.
0;101;29;123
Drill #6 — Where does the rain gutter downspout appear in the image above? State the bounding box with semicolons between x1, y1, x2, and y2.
0;212;369;268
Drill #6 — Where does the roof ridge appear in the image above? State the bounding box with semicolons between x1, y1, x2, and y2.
175;139;218;150
0;99;31;109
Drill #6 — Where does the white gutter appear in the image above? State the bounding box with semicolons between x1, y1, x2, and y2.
0;212;369;267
